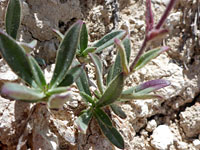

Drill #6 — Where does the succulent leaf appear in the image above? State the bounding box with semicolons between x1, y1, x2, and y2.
79;23;88;53
96;72;124;108
52;29;64;41
93;30;126;53
76;68;91;96
19;40;37;53
5;0;21;39
110;104;127;119
82;47;96;56
114;38;129;75
75;109;92;134
27;54;46;89
107;36;131;85
59;65;83;87
89;53;104;94
50;20;83;88
80;91;95;105
134;46;170;71
95;113;124;149
94;108;113;127
46;87;68;96
0;31;36;87
135;79;171;94
1;83;45;101
48;91;72;110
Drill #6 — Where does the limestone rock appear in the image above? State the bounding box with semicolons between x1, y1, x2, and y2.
179;105;200;138
22;0;82;41
151;125;174;150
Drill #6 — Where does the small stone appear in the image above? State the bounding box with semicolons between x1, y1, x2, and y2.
193;139;200;149
151;125;174;150
177;141;188;150
146;120;157;132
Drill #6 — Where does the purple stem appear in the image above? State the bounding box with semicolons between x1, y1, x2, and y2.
146;0;154;33
130;37;147;72
155;0;177;29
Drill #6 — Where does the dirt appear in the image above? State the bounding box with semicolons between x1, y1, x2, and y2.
0;0;200;150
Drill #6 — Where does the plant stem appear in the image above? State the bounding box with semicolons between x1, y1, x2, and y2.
155;0;177;29
129;37;147;72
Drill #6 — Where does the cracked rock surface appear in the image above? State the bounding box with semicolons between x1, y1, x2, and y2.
0;0;200;149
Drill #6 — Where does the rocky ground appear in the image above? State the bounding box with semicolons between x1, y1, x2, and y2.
0;0;200;149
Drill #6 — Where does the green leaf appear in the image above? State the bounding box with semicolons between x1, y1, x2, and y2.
1;82;45;101
5;0;21;39
19;40;37;53
0;31;36;87
96;72;124;108
79;23;88;53
59;65;82;87
46;87;68;96
94;108;112;127
50;20;83;88
114;38;129;75
110;104;127;119
133;46;170;71
89;53;104;94
52;29;64;41
106;65;114;86
95;113;124;149
75;109;92;134
107;36;131;85
80;91;95;105
76;68;91;96
82;47;96;56
48;91;72;110
93;30;126;53
27;55;46;89
120;93;162;100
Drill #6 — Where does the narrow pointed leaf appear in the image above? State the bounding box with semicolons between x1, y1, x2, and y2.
59;65;82;87
46;87;68;96
48;91;72;110
89;53;104;94
114;38;129;75
106;65;114;86
19;40;37;53
122;79;170;95
95;114;124;149
75;109;92;134
80;91;95;105
110;104;127;119
120;93;162;100
94;108;112;127
93;30;126;53
82;47;96;56
134;46;170;71
76;68;91;96
50;20;83;88
0;31;36;87
27;55;46;89
52;29;64;41
135;79;171;94
5;0;21;39
108;36;131;85
96;72;124;108
1;83;45;101
79;23;88;52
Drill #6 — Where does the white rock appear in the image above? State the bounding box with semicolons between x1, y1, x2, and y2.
151;125;174;150
146;120;157;132
193;139;200;149
177;141;188;150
